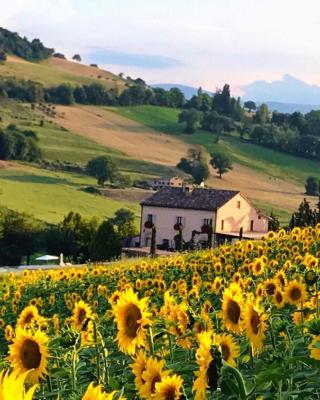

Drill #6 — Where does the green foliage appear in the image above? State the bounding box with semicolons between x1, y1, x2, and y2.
254;103;270;124
0;207;42;266
178;108;201;134
72;54;82;62
90;220;122;261
290;197;320;228
177;148;209;183
0;124;41;161
112;208;138;239
244;100;256;111
305;177;319;196
0;50;6;62
0;27;54;61
268;211;280;231
86;156;119;186
210;152;233;178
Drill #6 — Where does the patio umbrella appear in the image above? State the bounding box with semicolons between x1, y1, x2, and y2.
35;255;59;261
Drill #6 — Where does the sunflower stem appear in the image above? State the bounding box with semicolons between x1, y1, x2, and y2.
269;318;276;350
222;362;247;400
46;374;53;393
168;331;174;362
249;344;254;369
148;326;154;355
93;320;101;384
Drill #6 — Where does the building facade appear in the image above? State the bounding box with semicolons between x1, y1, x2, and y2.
150;176;183;191
140;186;269;249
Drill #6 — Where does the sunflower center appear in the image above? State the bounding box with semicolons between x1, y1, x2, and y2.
250;310;260;334
290;287;302;301
220;343;230;361
20;339;41;369
151;374;161;393
78;308;87;324
227;299;241;324
24;312;35;324
266;283;276;295
276;293;283;303
164;386;176;400
125;304;142;338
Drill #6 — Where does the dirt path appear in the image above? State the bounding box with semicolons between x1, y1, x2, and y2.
52;105;190;166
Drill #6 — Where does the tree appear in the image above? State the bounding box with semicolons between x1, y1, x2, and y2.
112;208;138;239
192;160;209;184
212;84;232;116
90;220;122;261
86;156;118;186
72;54;82;62
150;225;156;256
254;104;269;124
244;100;256;112
0;209;42;266
178;109;201;134
210;153;233;178
0;50;6;62
268;211;280;231
305;177;319;196
290;198;316;228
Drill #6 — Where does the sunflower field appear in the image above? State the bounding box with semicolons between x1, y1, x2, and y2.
1;226;320;399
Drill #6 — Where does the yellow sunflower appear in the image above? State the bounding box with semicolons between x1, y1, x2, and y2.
131;350;147;388
154;374;184;400
220;285;244;334
8;327;49;384
264;279;277;296
82;383;116;400
252;258;265;276
285;280;308;306
16;306;40;329
72;300;93;331
273;290;285;309
113;288;151;355
244;300;268;352
193;331;213;400
0;370;38;400
215;333;240;367
139;357;169;399
309;335;320;360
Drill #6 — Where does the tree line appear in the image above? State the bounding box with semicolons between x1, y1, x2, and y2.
178;86;320;162
0;208;137;266
0;78;187;108
0;27;53;61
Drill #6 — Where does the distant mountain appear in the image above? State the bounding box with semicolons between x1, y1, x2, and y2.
242;74;320;108
263;101;320;114
151;83;213;99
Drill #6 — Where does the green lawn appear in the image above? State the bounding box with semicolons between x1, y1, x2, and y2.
114;105;320;185
0;164;140;224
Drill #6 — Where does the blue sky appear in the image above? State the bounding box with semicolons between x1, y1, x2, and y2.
2;0;320;94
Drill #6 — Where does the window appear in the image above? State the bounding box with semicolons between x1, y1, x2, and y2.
237;201;241;209
258;215;261;220
221;220;224;231
203;218;213;226
147;214;153;223
250;220;254;231
176;216;183;224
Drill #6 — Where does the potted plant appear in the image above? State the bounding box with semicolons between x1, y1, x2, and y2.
144;220;154;229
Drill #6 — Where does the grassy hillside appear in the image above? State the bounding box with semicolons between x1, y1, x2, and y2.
0;163;140;224
114;105;320;223
0;101;175;178
115;105;320;185
0;55;127;90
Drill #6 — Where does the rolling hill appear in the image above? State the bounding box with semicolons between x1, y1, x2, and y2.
0;49;319;225
0;55;127;90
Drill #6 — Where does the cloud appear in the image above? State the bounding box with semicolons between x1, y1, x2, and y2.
86;48;183;69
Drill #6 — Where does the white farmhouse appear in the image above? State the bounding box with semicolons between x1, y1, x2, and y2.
140;186;269;249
